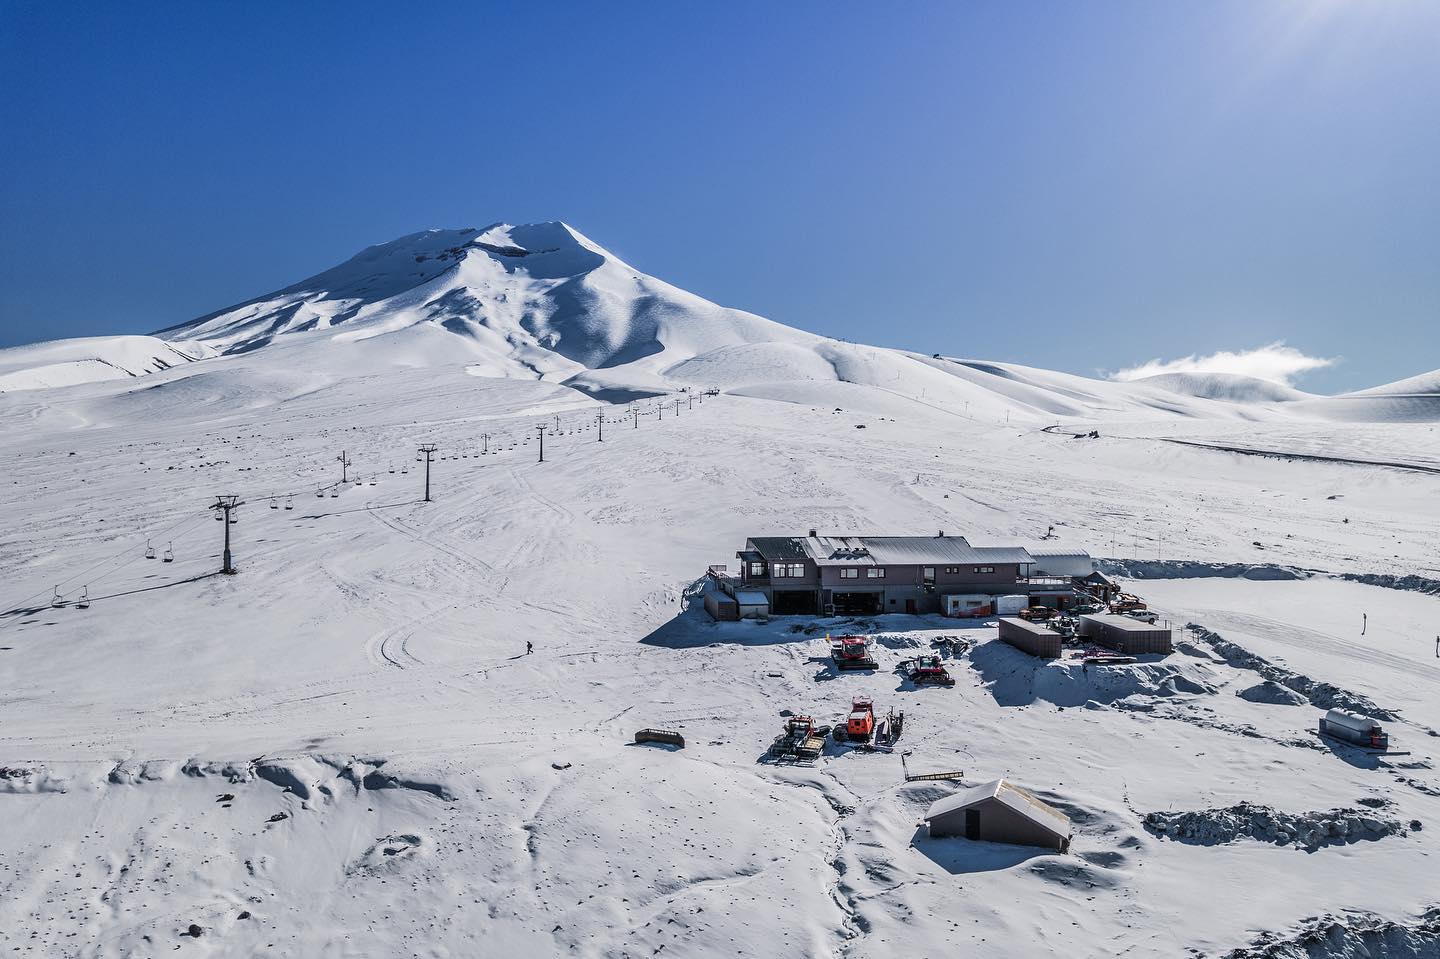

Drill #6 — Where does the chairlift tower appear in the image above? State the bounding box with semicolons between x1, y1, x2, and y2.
597;412;604;442
536;424;547;463
337;450;351;483
417;444;438;502
633;407;639;429
212;495;244;574
481;432;490;455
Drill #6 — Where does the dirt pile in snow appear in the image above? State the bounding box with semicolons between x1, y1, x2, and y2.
1099;559;1309;581
1339;572;1440;596
1189;625;1399;720
1144;800;1410;851
1221;907;1440;958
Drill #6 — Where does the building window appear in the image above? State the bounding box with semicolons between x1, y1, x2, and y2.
775;563;805;578
923;567;935;582
839;568;858;579
866;568;885;578
944;566;959;575
974;566;995;574
750;562;765;576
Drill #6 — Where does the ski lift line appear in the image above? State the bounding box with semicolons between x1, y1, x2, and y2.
0;509;212;625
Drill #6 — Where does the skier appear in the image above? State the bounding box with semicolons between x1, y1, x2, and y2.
526;641;533;656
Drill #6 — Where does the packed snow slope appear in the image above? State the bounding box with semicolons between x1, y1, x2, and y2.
0;336;213;393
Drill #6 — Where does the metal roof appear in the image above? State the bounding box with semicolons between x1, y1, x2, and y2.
748;537;812;562
925;778;1072;837
750;534;1036;567
734;590;769;605
1024;548;1093;560
971;546;1037;564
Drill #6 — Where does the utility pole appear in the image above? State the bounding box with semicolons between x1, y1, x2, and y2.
536;424;547;463
337;450;350;483
417;444;438;502
597;411;604;442
212;495;243;574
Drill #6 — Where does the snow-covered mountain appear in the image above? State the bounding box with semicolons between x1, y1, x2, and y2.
0;221;1433;425
156;222;818;399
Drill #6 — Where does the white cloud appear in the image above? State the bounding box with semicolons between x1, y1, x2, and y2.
1108;342;1336;386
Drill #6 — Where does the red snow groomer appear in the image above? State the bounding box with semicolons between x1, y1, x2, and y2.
830;634;878;671
904;654;956;687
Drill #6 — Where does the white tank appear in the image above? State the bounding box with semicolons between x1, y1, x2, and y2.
1324;709;1379;735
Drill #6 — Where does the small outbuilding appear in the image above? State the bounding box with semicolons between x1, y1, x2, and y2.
703;587;738;622
997;617;1063;659
1077;613;1173;655
734;590;770;620
924;778;1072;852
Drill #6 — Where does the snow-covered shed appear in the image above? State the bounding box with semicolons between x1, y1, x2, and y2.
924;778;1072;851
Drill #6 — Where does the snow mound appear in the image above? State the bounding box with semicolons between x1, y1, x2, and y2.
1143;801;1407;850
0;335;214;392
1237;681;1309;706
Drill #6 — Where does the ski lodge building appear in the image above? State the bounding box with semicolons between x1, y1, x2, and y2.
717;532;1091;617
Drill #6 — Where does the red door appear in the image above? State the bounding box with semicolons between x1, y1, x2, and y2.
905;599;917;614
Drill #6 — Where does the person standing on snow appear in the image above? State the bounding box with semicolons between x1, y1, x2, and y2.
526;641;533;655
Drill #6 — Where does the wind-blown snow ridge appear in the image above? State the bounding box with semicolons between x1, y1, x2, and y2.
0;335;214;393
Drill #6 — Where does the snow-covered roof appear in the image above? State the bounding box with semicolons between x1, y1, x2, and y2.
1024;547;1092;560
925;778;1072;838
734;590;769;606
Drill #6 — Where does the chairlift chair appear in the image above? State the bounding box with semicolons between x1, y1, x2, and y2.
51;586;64;608
316;488;325;498
76;586;90;609
330;487;339;498
285;495;294;510
163;543;174;562
270;497;278;509
145;539;156;560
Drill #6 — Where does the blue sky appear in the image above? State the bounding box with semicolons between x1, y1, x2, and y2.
1;2;1435;392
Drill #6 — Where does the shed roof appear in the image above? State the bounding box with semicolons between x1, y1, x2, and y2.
925;778;1072;838
734;590;769;606
1080;613;1166;633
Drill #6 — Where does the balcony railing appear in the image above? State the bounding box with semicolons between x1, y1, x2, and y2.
1018;575;1072;588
